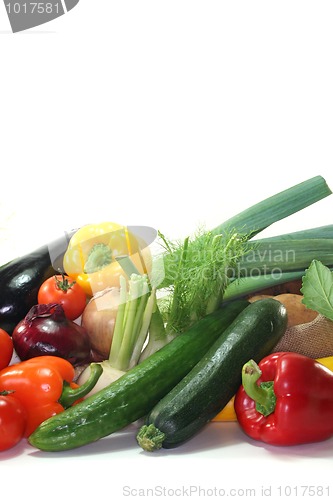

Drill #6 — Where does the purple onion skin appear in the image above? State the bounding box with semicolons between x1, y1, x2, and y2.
12;303;92;366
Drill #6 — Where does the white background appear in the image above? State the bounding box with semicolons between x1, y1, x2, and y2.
0;2;333;498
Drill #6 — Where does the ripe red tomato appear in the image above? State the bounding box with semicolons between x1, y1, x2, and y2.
38;274;87;321
0;394;27;451
0;329;14;370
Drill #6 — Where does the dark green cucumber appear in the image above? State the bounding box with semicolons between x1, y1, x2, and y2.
28;299;249;451
136;298;287;451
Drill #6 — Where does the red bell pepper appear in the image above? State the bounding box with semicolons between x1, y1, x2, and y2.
0;356;102;437
234;352;333;446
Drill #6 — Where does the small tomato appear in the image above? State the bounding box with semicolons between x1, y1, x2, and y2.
0;393;27;451
38;274;87;321
0;329;14;371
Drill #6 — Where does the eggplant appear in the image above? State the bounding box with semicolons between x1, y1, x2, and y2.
0;230;77;335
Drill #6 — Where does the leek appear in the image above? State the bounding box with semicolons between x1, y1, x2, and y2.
239;238;333;275
212;175;332;237
223;271;306;301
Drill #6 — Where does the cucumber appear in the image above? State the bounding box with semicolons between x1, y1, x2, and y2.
28;299;249;451
136;298;287;451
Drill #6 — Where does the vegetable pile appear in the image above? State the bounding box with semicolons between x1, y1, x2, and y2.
1;175;333;454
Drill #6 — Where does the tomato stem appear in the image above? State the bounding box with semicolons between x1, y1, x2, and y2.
55;271;76;293
0;390;15;396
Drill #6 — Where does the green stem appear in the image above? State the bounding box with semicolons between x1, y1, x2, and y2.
129;288;157;368
59;363;103;409
55;272;76;292
169;235;189;321
130;281;149;345
241;360;276;417
84;243;113;273
138;302;172;362
110;275;153;371
136;424;166;452
115;277;146;370
116;255;141;277
108;275;128;365
204;233;237;315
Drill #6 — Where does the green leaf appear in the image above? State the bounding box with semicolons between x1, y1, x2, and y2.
301;260;333;321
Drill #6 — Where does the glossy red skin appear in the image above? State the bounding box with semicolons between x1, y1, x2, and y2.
12;303;91;366
234;352;333;446
0;329;13;370
0;356;77;437
38;275;87;321
23;401;64;437
0;394;27;451
0;362;64;409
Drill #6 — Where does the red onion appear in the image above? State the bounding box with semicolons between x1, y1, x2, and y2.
12;303;92;366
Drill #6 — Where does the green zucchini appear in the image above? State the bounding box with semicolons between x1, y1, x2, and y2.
136;298;287;451
28;299;249;451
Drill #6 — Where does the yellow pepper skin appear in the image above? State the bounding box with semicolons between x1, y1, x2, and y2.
317;356;333;372
63;222;151;296
212;396;237;422
212;356;333;423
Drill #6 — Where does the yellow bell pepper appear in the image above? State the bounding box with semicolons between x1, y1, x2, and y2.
212;396;237;422
212;355;333;422
317;356;333;372
63;222;151;296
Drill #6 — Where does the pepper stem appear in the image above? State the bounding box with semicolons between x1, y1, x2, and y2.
241;359;276;417
136;424;166;452
84;243;113;273
0;390;14;396
59;363;103;408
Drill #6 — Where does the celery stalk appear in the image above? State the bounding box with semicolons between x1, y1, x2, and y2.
108;275;128;365
109;274;154;371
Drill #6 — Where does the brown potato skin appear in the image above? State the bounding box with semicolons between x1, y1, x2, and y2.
249;292;317;327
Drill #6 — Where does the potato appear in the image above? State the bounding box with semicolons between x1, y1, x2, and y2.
249;293;318;327
246;279;303;298
274;293;318;327
248;294;272;303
